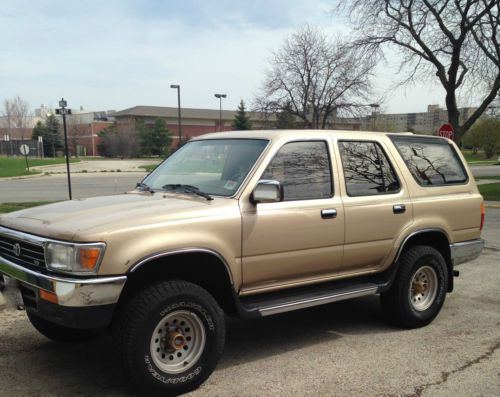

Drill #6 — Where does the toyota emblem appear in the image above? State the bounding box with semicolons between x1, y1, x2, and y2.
13;243;21;257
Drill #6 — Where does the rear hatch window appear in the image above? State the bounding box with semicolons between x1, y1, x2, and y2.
390;136;468;186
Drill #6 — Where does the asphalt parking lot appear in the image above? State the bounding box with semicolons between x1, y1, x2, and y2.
0;209;498;396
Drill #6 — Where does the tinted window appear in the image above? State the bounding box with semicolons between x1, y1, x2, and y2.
262;141;332;201
339;141;400;196
390;136;467;186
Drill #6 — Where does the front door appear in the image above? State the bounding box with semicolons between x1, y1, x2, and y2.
240;140;345;293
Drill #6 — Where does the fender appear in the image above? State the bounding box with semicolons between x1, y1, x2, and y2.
128;247;234;286
377;228;452;293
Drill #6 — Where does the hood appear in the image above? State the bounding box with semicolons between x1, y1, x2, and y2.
0;192;237;242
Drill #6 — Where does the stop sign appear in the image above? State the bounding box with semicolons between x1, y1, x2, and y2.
438;123;454;140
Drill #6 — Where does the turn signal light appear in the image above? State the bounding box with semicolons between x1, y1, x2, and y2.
39;289;58;304
79;247;101;270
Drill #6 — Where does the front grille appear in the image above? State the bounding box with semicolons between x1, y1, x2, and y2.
0;234;46;269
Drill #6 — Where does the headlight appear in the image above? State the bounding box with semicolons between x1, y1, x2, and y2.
46;242;106;274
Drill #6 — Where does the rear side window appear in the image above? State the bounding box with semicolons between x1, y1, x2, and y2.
390;136;467;186
339;141;400;197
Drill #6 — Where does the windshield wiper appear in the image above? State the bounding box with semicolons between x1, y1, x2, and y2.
162;184;214;201
136;182;155;193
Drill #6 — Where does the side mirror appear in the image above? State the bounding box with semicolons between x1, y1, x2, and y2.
251;180;282;204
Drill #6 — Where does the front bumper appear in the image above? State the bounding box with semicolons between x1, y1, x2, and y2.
450;238;485;266
0;255;126;328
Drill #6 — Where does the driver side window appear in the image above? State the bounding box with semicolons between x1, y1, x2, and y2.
261;141;332;201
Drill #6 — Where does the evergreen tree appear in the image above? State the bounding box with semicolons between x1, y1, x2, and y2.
151;118;172;156
136;118;153;156
32;115;62;157
232;100;252;130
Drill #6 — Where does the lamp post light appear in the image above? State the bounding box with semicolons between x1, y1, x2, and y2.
369;103;380;130
56;98;73;200
170;84;182;146
214;94;227;131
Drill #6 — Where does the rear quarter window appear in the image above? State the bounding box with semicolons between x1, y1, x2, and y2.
390;136;468;186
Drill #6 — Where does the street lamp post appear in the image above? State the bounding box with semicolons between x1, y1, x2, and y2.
170;84;182;146
214;94;227;131
369;103;380;130
56;98;73;200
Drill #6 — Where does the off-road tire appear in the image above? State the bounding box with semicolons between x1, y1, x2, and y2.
381;245;448;328
113;280;225;397
27;311;99;342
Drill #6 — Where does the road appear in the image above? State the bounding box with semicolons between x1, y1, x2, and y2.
0;173;144;202
0;165;499;203
470;164;500;177
0;209;499;396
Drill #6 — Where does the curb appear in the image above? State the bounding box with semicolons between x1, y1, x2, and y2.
485;204;500;208
0;173;49;181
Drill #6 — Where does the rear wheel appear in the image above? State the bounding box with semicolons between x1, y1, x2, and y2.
113;280;225;397
381;245;448;328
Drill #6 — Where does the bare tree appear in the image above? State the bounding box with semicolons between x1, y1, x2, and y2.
254;25;376;129
67;114;90;156
98;118;139;158
339;0;500;142
2;96;31;139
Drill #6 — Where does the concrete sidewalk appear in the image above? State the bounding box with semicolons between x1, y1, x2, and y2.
31;159;161;174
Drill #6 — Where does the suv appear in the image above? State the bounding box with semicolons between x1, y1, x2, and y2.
0;130;484;396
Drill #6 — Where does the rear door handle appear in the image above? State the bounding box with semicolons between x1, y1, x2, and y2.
393;204;406;214
321;209;337;219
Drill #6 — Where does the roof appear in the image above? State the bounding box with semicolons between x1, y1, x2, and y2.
191;129;420;142
111;105;274;121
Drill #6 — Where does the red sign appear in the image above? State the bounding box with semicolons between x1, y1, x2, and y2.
438;123;454;140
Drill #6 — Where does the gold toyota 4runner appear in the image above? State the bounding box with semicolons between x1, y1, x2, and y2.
0;130;484;396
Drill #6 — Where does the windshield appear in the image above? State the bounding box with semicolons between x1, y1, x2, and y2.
143;139;269;196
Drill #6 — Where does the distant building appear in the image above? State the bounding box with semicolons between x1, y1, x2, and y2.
111;105;361;146
343;105;478;134
111;106;273;145
0;106;115;156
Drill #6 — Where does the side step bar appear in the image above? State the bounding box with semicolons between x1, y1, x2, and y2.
238;282;379;318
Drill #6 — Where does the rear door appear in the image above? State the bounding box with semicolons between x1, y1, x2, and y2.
335;138;414;272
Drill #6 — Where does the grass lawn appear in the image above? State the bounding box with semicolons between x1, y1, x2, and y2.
476;175;500;180
0;201;55;214
139;164;158;172
478;183;500;201
0;157;80;178
461;150;498;165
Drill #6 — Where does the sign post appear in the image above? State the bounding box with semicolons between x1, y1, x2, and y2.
56;98;73;200
20;144;30;172
438;123;454;140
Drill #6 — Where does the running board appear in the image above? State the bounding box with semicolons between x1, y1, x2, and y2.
239;282;379;317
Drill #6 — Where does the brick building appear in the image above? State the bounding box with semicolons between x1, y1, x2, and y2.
111;106;274;146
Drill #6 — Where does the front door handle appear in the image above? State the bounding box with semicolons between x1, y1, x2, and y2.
321;209;337;219
393;204;406;214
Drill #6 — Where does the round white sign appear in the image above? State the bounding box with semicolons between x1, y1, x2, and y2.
20;144;30;155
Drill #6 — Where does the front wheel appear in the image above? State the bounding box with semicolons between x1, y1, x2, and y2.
381;245;448;328
113;280;225;397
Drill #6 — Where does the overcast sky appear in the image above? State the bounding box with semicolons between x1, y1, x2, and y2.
1;0;449;115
